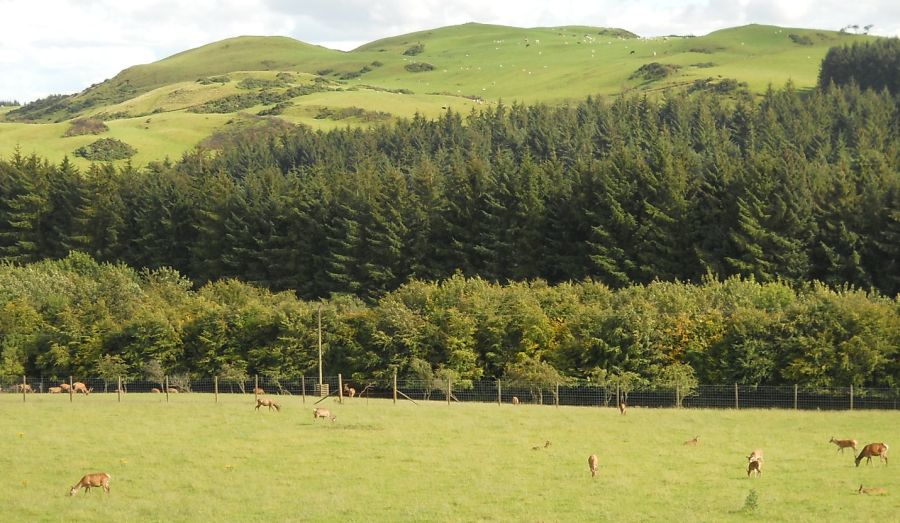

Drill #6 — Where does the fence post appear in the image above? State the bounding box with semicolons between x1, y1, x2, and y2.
69;376;74;403
393;369;397;405
301;376;306;404
497;379;501;406
734;383;739;409
447;375;452;406
794;384;798;410
338;374;344;404
22;375;26;402
555;382;560;408
117;376;121;402
616;384;620;408
214;376;219;404
849;384;854;411
254;375;259;399
675;384;680;408
165;376;170;402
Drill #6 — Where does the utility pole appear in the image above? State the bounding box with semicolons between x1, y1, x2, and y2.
318;303;323;391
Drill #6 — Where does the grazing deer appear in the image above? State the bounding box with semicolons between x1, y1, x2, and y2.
166;387;179;393
858;484;887;495
588;454;599;477
829;437;857;453
313;407;336;422
48;386;62;394
256;398;280;412
59;383;71;392
619;402;627;415
72;382;91;395
150;387;161;393
13;383;34;393
855;443;889;467
69;472;110;496
253;387;265;395
511;396;519;405
343;384;356;398
683;436;700;446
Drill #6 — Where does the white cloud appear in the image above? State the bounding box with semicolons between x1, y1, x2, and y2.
1;0;897;103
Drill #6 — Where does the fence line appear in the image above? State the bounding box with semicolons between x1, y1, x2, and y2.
2;375;899;411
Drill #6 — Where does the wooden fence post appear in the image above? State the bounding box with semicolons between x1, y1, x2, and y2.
165;376;170;403
338;374;344;404
214;376;219;404
794;384;798;410
393;369;397;405
301;376;306;404
734;383;739;409
117;376;121;402
69;376;74;403
447;375;452;406
497;379;501;406
849;384;854;411
675;384;680;408
555;383;560;408
254;375;259;399
616;384;620;408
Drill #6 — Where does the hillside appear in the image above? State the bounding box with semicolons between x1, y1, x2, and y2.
0;23;878;167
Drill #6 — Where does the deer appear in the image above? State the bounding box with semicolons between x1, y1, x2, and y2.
343;384;356;398
313;407;336;422
69;472;111;496
13;383;34;393
855;443;889;467
253;387;265;395
72;382;91;395
150;387;161;393
829;437;857;454
166;387;179;393
683;436;700;446
619;402;627;415
59;383;71;392
532;440;552;451
747;449;763;477
858;484;887;495
588;454;599;477
511;396;519;405
256;398;280;412
48;386;63;394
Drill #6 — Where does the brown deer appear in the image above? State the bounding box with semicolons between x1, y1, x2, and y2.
343;384;356;398
69;472;111;496
166;387;179;393
858;484;887;495
13;383;34;393
72;382;91;395
256;398;281;412
511;396;520;405
747;449;763;477
829;437;857;454
683;436;700;446
619;402;627;415
253;387;265;395
313;407;336;422
588;454;599;477
150;388;161;393
48;386;63;394
59;383;71;392
855;443;889;467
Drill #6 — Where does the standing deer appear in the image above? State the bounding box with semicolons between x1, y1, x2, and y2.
619;402;627;415
829;437;857;454
59;383;72;392
13;383;34;393
683;436;700;446
747;449;763;477
855;443;889;467
343;384;356;398
253;387;265;395
69;472;110;496
313;407;336;422
72;382;91;395
588;454;599;477
256;398;280;412
511;396;519;405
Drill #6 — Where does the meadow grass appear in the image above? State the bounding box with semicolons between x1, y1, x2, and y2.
0;393;896;522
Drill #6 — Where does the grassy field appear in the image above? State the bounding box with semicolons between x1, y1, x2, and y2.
0;393;896;521
0;23;878;169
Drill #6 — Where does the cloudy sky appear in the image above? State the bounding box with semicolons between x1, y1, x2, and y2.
2;0;897;103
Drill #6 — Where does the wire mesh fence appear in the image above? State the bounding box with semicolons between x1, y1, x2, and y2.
2;375;899;410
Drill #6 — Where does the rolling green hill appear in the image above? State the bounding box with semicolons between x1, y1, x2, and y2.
0;23;878;168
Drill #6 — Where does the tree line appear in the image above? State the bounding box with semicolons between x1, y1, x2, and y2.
1;83;898;299
0;253;896;388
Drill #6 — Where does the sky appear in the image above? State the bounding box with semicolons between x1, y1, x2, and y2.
1;0;898;104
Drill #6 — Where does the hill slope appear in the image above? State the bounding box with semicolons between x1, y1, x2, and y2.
0;23;878;167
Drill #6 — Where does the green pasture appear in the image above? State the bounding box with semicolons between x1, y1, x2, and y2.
1;394;896;521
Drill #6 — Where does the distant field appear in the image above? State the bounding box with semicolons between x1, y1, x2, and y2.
0;24;877;169
1;394;896;521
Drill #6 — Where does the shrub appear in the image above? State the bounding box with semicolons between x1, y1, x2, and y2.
405;62;435;73
64;118;109;137
629;62;680;82
789;34;814;46
196;75;230;85
403;43;425;56
73;138;136;161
